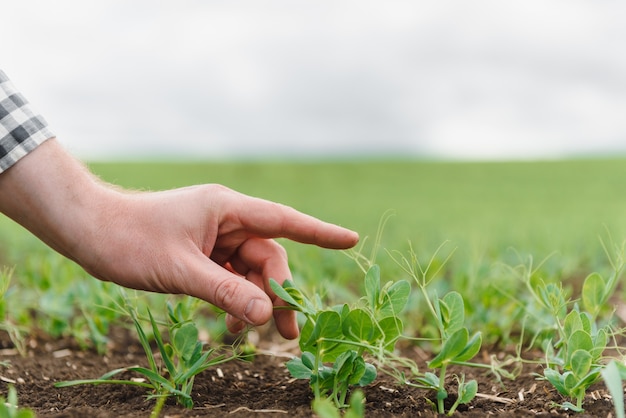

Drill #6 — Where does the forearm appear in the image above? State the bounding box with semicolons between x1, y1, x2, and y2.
0;138;119;262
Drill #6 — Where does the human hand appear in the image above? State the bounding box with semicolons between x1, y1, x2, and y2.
80;184;358;339
0;139;358;339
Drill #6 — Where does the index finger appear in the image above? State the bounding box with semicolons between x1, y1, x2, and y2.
227;193;359;249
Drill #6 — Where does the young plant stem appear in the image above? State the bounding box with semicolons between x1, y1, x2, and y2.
437;364;447;414
150;394;166;418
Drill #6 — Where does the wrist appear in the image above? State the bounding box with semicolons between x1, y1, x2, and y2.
0;139;121;262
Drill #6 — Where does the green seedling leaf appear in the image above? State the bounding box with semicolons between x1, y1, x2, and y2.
582;273;605;317
454;332;482;363
176;350;223;384
315;365;336;392
129;366;190;399
301;310;345;361
364;265;381;310
286;357;314;380
269;279;301;309
591;328;608;360
358;363;377;386
440;291;464;335
544;368;568;396
148;310;177;378
338;303;351;322
347;357;367;386
563;310;583;337
563;371;577;392
570;350;593;379
458;379;478;404
579;312;592;335
378;316;403;349
538;282;567;317
127;307;158;373
601;361;625;418
334;350;357;381
300;317;314;350
302;351;316;370
428;328;469;369
342;308;380;345
378;280;411;319
574;368;602;392
560;401;584;412
566;330;593;368
172;322;199;363
417;372;440;389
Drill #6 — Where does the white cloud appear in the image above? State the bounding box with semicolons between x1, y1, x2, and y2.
2;1;626;160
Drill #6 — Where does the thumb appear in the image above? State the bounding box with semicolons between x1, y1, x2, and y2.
183;254;274;326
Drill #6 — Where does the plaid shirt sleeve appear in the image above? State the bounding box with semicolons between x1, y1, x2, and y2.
0;70;54;173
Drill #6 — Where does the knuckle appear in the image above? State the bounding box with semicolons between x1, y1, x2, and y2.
213;277;242;310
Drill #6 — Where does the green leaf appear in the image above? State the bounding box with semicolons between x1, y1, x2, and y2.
347;356;367;386
333;351;356;379
269;278;301;309
315;365;336;392
441;291;464;335
301;351;316;370
539;282;567;316
286;357;313;380
342;308;379;344
172;322;199;363
458;379;478;404
566;330;593;367
148;310;177;378
300;317;314;352
358;363;377;386
601;361;625;418
561;401;584;412
591;328;608;361
570;350;592;379
579;312;592;335
364;265;381;310
544;368;568;396
128;366;189;398
378;280;411;319
378;316;403;350
428;328;468;369
563;310;583;337
454;332;482;363
417;372;439;389
128;306;158;372
581;273;605;317
176;350;218;383
301;310;344;361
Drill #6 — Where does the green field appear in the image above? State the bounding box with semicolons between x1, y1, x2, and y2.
3;158;626;415
2;158;626;337
85;158;626;272
3;157;626;296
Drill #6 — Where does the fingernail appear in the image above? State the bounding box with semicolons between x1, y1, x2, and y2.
244;298;268;325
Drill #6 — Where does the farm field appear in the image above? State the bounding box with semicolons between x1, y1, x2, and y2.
2;158;626;417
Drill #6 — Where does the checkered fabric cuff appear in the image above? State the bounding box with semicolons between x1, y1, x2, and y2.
0;70;54;173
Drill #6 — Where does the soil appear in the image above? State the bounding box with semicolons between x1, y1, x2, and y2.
0;328;620;418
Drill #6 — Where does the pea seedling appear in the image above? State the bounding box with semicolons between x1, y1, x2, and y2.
391;244;482;415
56;296;233;417
514;247;624;412
271;264;410;413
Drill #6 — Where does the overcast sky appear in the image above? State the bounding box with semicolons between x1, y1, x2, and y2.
3;1;626;160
